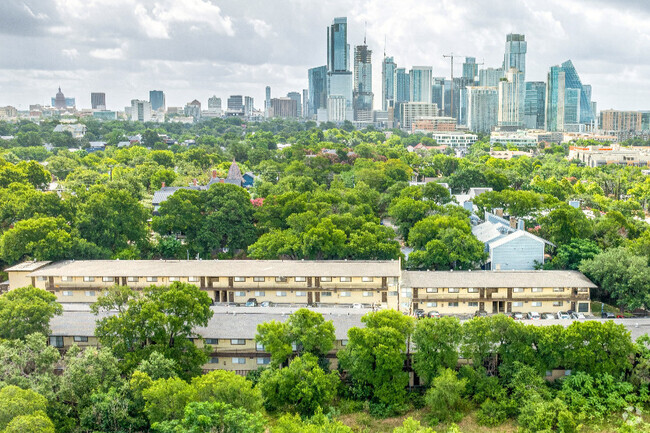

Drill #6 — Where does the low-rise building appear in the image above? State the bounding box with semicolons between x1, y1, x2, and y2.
568;145;650;168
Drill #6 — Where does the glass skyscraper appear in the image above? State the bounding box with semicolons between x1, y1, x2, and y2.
353;44;373;122
545;60;595;131
524;81;546;129
503;34;527;79
149;90;165;112
463;57;479;82
382;56;396;111
394;68;410;103
308;66;327;117
326;17;353;118
409;66;432;103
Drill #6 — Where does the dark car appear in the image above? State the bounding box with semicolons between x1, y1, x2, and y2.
474;310;488;318
427;311;441;318
414;309;425;319
602;312;616;319
245;298;258;307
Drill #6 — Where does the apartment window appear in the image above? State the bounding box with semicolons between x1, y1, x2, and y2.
234;277;246;282
340;291;351;297
256;342;265;351
388;291;398;296
127;277;139;282
467;288;479;293
257;357;271;365
295;277;306;282
553;301;564;307
49;336;64;348
388;277;399;285
188;276;199;282
448;302;459;307
83;276;95;282
426;302;438;307
362;277;374;282
321;292;332;297
275;277;287;283
578;303;589;313
232;358;246;365
363;291;373;297
276;291;287;297
73;336;88;343
254;291;265;297
296;291;307;297
84;291;95;297
231;339;246;345
532;288;543;292
235;291;246;297
426;288;438;293
291;342;298;350
341;339;348;346
532;301;542;307
553;287;565;292
513;288;524;293
468;302;479;307
565;370;572;376
546;371;553;377
36;276;47;282
513;301;523;307
62;291;73;297
61;276;73;282
102;276;114;283
320;277;332;282
253;277;265;282
146;277;158;282
340;277;352;282
205;339;219;345
169;277;180;282
210;357;219;364
448;288;459;293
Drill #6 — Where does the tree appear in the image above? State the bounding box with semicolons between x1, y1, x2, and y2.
92;283;214;378
271;411;353;433
422;182;452;205
0;386;48;430
142;377;197;424
406;228;486;271
412;317;462;385
258;354;339;416
79;388;144;433
388;197;429;238
425;369;467;424
3;411;55;433
545;239;600;270
191;370;263;413
392;417;436;433
407;215;472;250
0;286;62;340
538;206;592;246
136;351;179;380
152;401;265;433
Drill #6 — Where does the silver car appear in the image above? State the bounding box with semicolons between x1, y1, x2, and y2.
556;311;570;319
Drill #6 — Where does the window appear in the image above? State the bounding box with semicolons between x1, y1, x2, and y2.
49;336;63;348
231;357;246;365
467;288;479;293
340;291;351;297
36;276;47;281
85;291;95;297
61;276;73;282
340;277;352;282
210;357;219;364
553;301;564;307
426;302;437;307
62;291;73;297
127;277;139;282
188;276;199;282
275;277;287;283
513;301;523;307
253;277;265;282
448;288;459;293
73;336;88;342
103;276;115;282
565;370;572;376
532;301;542;307
448;302;459;307
388;291;398;296
235;291;246;297
320;277;332;282
546;371;553;377
426;288;438;293
341;339;348;346
256;342;265;351
363;291;373;297
362;277;374;282
83;276;95;282
578;303;589;313
234;277;246;282
231;339;246;345
291;342;298;351
254;291;265;297
295;277;306;282
513;288;524;293
257;357;271;365
468;302;479;307
146;277;158;282
532;288;543;292
321;292;332;297
388;277;399;285
205;338;219;345
169;277;180;282
553;287;565;292
296;291;306;297
276;291;287;297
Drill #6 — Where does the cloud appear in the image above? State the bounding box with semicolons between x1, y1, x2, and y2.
90;47;125;60
247;18;274;38
61;48;79;59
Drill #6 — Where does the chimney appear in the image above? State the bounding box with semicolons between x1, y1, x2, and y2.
212;169;217;179
509;216;517;229
161;181;165;188
517;219;525;231
193;179;197;186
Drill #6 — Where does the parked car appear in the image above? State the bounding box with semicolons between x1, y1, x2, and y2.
352;303;363;309
512;312;525;320
602;312;616;319
556;311;570;319
527;312;541;320
570;312;586;319
541;313;555;320
474;310;488;318
245;298;258;307
414;309;425;318
427;311;441;318
260;301;274;307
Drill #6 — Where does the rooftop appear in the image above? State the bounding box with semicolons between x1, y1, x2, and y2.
401;270;597;289
4;261;51;272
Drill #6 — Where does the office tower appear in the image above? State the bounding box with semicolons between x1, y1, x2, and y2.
265;86;271;117
382;56;396;110
228;95;243;112
271;98;298;118
149;90;165;111
308;66;327;119
287;92;302;117
244;96;254;116
545;60;595;132
91;92;106;110
463;57;479;82
184;100;201;122
498;68;525;127
394;68;410;103
130;99;152;122
479;68;504;87
466;86;498;133
503;33;527;79
432;77;445;113
208;96;222;110
302;89;309;118
400;102;439;130
409;66;432;103
353;43;373;122
524;82;546;129
327;95;347;122
326;17;353;119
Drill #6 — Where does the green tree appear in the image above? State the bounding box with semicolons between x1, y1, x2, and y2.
142;377;197;424
271;411;353;433
79;387;144;433
412;317;462;385
191;370;263;413
388;197;429;238
538;206;592;246
425;368;467;424
0;286;62;340
152;401;265;433
136;351;179;380
392;417;436;433
545;239;600;270
0;386;48;430
3;411;55;433
422;182;452;205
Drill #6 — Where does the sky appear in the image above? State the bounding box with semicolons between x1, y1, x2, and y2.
1;0;649;112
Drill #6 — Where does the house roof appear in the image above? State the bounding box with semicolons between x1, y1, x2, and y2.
28;260;402;278
226;161;244;182
401;270;597;289
472;221;513;243
489;229;551;249
4;261;51;272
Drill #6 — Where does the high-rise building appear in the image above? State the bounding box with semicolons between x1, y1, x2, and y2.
326;17;353;120
208;96;222;111
327;95;348;122
308;66;327;119
382;56;396;111
503;33;527;79
184;100;201;122
302;89;309;118
244;96;254;117
130;99;152;122
463;57;479;82
149;90;165;111
479;68;504;87
524;82;546;129
228;95;244;113
400;102;439;130
498;68;525;128
265;86;271;118
409;66;432;103
91;92;106;110
353;43;373;122
600;110;643;133
545;60;595;132
466;86;498;134
271;98;298;118
432;77;445;113
394;68;410;103
287;92;302;117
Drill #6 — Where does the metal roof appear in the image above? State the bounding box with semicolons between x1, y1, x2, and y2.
402;270;597;288
4;261;51;272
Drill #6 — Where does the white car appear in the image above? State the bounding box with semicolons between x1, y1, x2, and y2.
556;311;570;319
571;312;586;319
527;312;541;320
352;303;363;309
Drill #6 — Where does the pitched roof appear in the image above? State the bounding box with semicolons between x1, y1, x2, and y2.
4;261;51;272
472;221;513;243
489;229;550;249
402;270;597;289
226;161;244;182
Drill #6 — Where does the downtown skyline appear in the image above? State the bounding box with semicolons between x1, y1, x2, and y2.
0;0;649;111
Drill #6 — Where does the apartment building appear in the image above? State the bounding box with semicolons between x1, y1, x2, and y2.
402;270;594;315
9;260;402;308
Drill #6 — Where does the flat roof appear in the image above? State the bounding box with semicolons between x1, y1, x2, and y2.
28;260;401;278
402;270;597;289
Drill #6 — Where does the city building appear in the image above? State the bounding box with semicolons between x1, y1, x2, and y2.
270;98;298;118
130;99;153;122
208;96;222;111
53;123;86;139
184;100;202;122
400;102;439;130
302;89;308;118
427;132;478;149
90;92;106;110
569;145;650;168
149;90;165;112
498;68;525;128
244;97;254;117
466;86;498;133
92;110;118;121
287;92;302;117
327;95;348;122
409;66;432;103
394;68;410;103
490;130;538;147
524;82;546;129
411;116;455;132
0;106;18;119
265;86;271;118
382;56;396;110
462;57;479;82
599;110;643;140
479;67;504;87
353;43;373;122
52;87;75;109
545;61;595;132
503;33;527;79
227;95;244;115
432;77;445;113
308;66;327;119
327;17;353;120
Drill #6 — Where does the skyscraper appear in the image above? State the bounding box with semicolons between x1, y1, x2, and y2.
208;96;222;111
503;34;527;79
382;56;396;111
466;86;498;134
524;82;546;129
308;66;327;118
91;92;106;110
479;68;504;87
327;17;353;120
184;100;201;122
302;89;309;118
265;86;271;118
244;96;254;117
409;66;432;103
545;60;595;132
462;57;479;82
227;95;243;113
394;68;410;103
498;68;525;128
432;77;445;114
353;43;373;122
271;98;298;118
131;99;152;122
287;92;302;117
149;90;165;112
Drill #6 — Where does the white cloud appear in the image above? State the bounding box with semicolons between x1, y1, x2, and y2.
90;47;125;60
61;48;79;58
247;18;273;38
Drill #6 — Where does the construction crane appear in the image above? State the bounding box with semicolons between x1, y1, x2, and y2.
442;53;484;119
